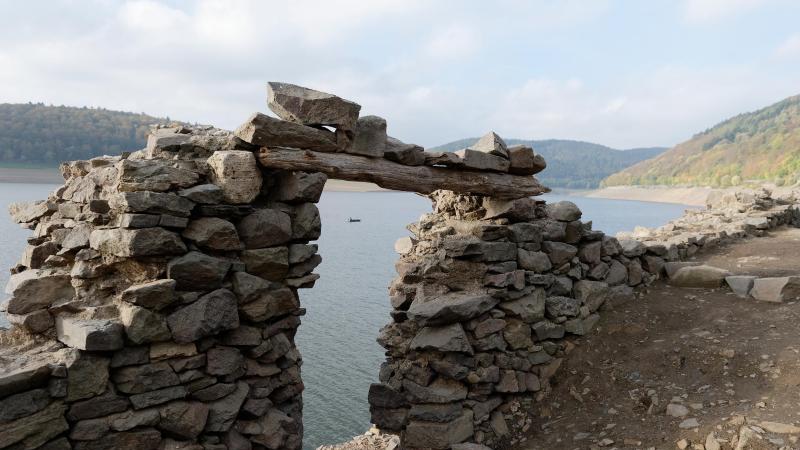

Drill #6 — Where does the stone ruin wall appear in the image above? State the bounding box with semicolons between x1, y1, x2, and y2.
1;82;799;450
368;187;800;449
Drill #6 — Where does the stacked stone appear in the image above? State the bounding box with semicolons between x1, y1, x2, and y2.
235;82;546;178
363;185;800;448
1;124;325;449
369;185;658;449
618;188;800;260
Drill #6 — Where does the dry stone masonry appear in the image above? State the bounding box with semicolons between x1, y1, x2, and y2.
371;193;646;449
1;82;797;450
620;188;800;301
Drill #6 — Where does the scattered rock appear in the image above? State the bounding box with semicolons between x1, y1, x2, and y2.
725;275;756;298
758;421;800;434
750;276;800;302
666;403;689;417
669;265;731;288
678;418;700;429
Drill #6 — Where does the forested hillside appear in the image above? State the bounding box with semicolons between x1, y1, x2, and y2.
0;103;666;189
431;138;665;189
603;94;800;187
0;103;170;166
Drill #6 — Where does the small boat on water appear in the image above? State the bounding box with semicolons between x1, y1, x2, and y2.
347;217;361;223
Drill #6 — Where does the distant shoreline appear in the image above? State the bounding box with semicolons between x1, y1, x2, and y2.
583;184;800;207
583;186;712;206
0;167;63;184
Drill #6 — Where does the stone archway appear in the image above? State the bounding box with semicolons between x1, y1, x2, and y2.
0;82;673;450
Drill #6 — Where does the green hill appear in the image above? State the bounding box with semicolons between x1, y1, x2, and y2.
603;94;800;188
431;138;665;189
0;103;666;189
0;103;172;166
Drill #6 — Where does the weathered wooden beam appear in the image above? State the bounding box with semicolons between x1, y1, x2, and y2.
258;147;549;198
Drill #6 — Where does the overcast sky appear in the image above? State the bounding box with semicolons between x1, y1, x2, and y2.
1;0;799;148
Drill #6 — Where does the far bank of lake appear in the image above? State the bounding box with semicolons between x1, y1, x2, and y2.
0;167;734;209
585;184;800;207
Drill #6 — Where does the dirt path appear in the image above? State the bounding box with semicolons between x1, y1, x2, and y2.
702;227;800;278
517;227;800;450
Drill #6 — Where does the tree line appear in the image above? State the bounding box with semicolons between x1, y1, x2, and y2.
0;103;171;166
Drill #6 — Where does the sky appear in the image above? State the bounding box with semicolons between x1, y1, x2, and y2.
1;0;799;149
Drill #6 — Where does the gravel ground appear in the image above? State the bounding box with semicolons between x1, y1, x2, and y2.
516;227;800;450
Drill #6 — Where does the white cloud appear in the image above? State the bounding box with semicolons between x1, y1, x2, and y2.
774;34;800;59
482;66;797;148
683;0;768;23
423;24;481;61
119;0;188;31
0;0;797;150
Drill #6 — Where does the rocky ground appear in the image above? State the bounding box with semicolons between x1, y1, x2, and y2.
517;227;800;450
316;427;400;450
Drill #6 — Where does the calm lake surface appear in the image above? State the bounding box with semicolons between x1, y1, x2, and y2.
0;185;692;449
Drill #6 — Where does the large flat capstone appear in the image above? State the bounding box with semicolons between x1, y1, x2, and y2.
267;82;361;131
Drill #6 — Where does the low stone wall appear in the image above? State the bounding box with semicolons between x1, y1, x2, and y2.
619;188;800;260
369;193;643;448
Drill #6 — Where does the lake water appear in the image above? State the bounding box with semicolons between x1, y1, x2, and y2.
0;185;692;449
